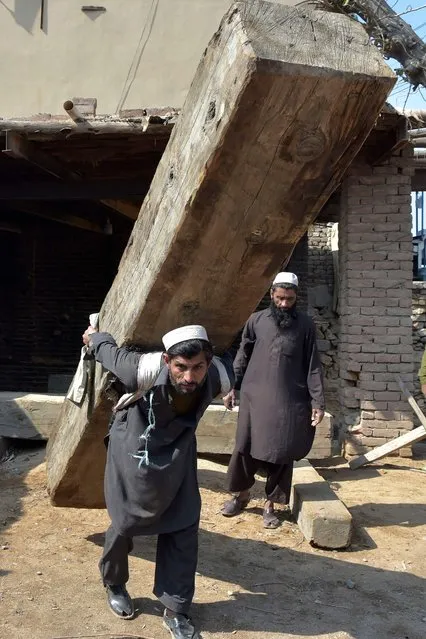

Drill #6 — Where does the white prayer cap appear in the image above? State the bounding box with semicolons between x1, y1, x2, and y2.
272;272;299;287
162;325;209;351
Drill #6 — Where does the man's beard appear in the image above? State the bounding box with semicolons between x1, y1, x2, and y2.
168;373;205;395
270;300;297;329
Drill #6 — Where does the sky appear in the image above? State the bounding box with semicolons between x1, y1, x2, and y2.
387;1;426;109
380;1;426;235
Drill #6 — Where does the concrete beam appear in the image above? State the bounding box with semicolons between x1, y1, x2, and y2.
290;459;353;549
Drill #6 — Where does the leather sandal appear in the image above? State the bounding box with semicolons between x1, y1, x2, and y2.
221;494;250;517
263;507;280;529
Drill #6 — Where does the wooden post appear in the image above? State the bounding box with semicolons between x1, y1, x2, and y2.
47;1;396;508
63;100;89;126
349;377;426;469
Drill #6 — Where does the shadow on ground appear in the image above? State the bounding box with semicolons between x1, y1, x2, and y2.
0;439;46;535
86;522;425;638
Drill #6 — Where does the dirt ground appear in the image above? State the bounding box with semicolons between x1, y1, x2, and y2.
0;443;425;639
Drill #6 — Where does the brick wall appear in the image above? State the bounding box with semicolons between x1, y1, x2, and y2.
307;223;339;415
0;217;128;392
338;146;414;456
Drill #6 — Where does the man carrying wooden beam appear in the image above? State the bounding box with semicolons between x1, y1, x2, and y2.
221;272;325;528
81;323;234;639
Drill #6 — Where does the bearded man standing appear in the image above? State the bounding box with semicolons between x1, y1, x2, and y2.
221;272;325;529
82;324;233;639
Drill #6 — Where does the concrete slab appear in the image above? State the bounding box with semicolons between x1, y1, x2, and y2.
0;392;64;440
290;459;353;549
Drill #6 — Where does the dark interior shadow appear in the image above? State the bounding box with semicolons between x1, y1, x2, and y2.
86;527;425;637
413;441;426;459
0;439;46;579
198;466;348;504
0;439;45;533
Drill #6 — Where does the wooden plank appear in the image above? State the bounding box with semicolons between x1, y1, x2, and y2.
3;132;81;180
100;199;140;221
0;117;175;138
349;376;426;469
396;375;426;428
3;133;140;221
12;202;106;234
349;426;426;470
46;1;396;508
371;118;409;165
0;179;149;200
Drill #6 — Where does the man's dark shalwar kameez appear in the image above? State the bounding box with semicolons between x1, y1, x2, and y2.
88;333;233;614
227;308;324;503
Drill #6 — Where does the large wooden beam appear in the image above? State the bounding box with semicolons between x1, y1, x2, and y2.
46;1;395;508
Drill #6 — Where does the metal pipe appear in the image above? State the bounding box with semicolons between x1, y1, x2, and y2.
63;100;88;125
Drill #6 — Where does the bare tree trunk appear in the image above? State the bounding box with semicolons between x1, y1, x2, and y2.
324;0;426;88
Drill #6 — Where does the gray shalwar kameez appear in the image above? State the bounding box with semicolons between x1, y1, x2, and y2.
89;333;233;614
227;309;324;503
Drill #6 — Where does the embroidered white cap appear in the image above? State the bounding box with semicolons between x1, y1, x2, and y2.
272;272;299;287
162;325;209;351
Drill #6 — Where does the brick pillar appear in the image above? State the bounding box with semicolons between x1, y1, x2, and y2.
338;147;414;457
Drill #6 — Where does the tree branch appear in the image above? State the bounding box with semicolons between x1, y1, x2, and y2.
322;0;426;89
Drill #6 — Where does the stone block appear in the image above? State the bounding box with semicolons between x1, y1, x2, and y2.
290;459;352;549
0;392;64;440
197;404;238;454
398;446;413;457
194;406;334;459
374;391;402;401
309;284;332;309
372;428;400;438
317;339;332;352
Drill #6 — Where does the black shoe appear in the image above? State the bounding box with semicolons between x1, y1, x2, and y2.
163;610;201;638
105;584;134;619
